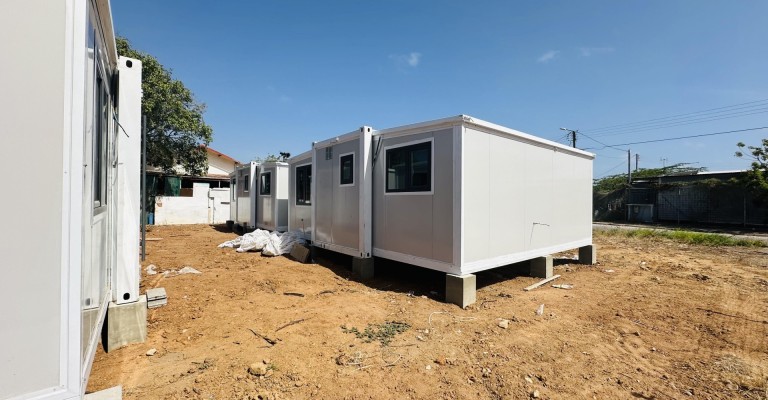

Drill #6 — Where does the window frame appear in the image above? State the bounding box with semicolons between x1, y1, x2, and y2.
259;171;272;196
339;152;355;187
243;174;249;192
295;163;312;206
383;138;434;195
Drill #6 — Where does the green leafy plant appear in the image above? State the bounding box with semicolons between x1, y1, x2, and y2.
341;321;411;346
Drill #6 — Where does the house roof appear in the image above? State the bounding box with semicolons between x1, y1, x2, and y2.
205;146;239;164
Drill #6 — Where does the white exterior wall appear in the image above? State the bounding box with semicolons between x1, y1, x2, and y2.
207;153;237;177
256;162;289;231
234;162;258;229
288;151;312;239
154;184;231;225
0;2;67;396
460;123;593;273
311;128;373;258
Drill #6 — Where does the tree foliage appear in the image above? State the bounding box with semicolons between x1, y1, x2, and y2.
593;163;705;192
254;152;291;163
116;37;213;176
736;139;768;192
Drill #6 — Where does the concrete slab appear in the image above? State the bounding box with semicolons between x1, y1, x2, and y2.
146;287;166;301
579;245;597;265
105;295;147;352
84;386;122;400
446;274;476;308
530;255;553;278
290;244;311;263
352;257;374;280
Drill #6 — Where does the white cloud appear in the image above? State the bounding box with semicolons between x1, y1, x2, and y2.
537;50;559;63
578;47;615;57
390;52;422;69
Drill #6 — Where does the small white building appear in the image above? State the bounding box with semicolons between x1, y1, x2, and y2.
152;147;239;225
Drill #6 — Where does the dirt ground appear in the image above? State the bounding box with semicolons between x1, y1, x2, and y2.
88;224;768;399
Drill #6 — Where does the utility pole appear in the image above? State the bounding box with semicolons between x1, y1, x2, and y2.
560;127;578;148
627;149;632;185
635;153;639;172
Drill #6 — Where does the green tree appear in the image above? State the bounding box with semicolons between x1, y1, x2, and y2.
736;139;768;192
116;37;213;176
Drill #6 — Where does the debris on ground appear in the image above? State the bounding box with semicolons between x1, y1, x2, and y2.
552;284;574;290
218;229;305;256
535;304;545;316
163;266;201;277
497;319;510;329
145;264;157;275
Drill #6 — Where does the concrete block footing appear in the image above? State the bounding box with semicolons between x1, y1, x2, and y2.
446;274;476;308
105;295;147;353
530;255;554;278
352;257;374;280
84;386;123;400
579;244;597;265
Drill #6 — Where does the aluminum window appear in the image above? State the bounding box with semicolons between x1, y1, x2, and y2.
243;175;249;192
295;164;312;205
386;141;431;193
340;153;354;186
260;172;272;195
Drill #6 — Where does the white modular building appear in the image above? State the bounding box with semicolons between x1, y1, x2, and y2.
371;115;594;275
0;0;144;398
310;127;374;258
287;151;313;239
232;162;259;231
256;161;290;232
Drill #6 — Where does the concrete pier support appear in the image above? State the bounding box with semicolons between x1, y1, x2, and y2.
446;274;476;308
352;257;374;280
105;295;147;352
530;255;553;278
579;245;597;265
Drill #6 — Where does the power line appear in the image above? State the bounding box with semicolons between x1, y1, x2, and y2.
582;98;768;133
579;131;627;152
589;107;768;137
601;126;767;148
597;159;628;177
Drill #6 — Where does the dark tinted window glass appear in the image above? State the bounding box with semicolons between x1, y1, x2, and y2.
385;142;431;193
340;154;354;185
260;172;271;195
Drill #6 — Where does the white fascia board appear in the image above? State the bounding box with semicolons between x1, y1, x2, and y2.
287;150;312;164
312;127;371;149
259;161;289;168
94;0;118;67
374;116;464;139
462;116;595;159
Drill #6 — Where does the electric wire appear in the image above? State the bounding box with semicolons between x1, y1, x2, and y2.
598;126;767;148
588;107;768;137
582;98;768;133
597;159;628;177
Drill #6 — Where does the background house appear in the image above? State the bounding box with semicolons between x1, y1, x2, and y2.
150;147;240;224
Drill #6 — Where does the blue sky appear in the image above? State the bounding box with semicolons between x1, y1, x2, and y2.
112;1;768;178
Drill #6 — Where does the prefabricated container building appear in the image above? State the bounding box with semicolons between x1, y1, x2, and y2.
288;150;313;239
371;115;594;275
233;161;259;231
256;161;289;232
311;127;373;258
0;1;144;397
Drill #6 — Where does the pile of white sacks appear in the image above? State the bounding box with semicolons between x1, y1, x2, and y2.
218;229;305;256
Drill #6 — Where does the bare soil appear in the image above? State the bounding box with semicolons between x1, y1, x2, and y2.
88;224;768;399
